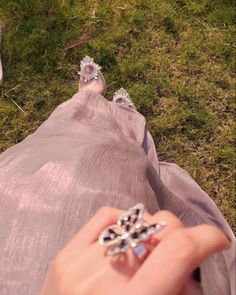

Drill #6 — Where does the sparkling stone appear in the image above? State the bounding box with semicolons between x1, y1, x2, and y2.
107;236;131;256
131;232;139;239
85;65;94;74
133;244;146;256
99;225;123;245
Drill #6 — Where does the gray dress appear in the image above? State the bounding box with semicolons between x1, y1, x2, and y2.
0;90;235;295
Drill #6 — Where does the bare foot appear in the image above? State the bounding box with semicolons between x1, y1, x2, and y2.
79;71;105;95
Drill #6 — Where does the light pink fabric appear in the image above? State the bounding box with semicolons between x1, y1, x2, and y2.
0;91;235;295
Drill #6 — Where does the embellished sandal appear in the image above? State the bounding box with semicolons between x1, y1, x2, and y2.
113;88;135;109
78;56;106;96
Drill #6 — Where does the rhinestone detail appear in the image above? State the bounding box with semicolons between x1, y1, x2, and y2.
98;203;166;256
113;88;133;108
78;55;101;82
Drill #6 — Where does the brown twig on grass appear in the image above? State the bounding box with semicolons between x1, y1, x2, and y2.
63;35;91;51
8;97;27;115
4;84;27;115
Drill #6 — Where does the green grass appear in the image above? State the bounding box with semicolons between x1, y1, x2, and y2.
0;0;235;231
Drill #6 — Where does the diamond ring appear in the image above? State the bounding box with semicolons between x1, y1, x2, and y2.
98;203;166;257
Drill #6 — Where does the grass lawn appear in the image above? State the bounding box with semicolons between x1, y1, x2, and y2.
0;0;235;231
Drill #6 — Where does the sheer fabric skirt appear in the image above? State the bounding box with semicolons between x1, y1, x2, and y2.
0;91;235;295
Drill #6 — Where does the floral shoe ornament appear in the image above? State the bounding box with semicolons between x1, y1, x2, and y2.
112;88;134;109
78;55;101;83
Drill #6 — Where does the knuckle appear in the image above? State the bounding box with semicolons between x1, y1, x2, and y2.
159;210;176;217
92;206;123;224
95;206;114;217
152;210;183;228
159;210;179;221
168;230;198;261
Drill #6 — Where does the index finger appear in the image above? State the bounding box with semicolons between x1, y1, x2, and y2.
62;206;123;253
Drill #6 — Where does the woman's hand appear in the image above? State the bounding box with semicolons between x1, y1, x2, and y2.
40;207;230;295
